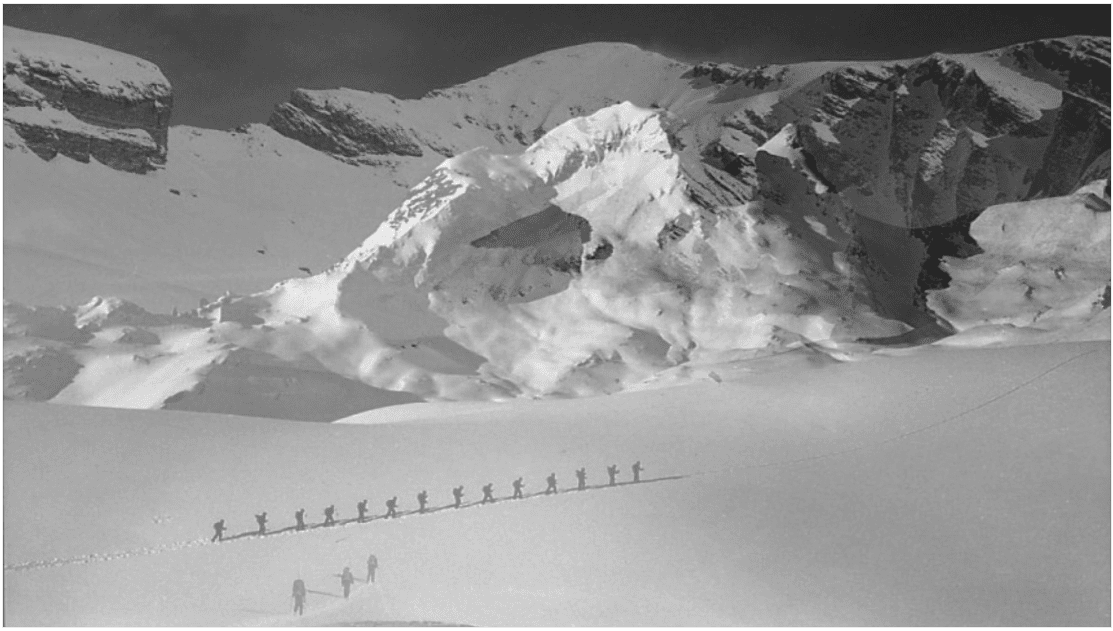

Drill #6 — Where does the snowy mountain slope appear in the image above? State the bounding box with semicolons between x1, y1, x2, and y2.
4;341;1108;625
4;28;1109;416
5;103;1109;412
4;123;440;312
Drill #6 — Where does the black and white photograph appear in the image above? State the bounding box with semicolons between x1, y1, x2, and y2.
2;4;1110;626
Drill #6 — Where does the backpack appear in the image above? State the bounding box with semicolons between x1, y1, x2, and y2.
293;579;305;596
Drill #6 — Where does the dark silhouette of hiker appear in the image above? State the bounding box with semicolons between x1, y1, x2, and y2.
512;477;524;499
255;512;268;535
295;508;306;531
481;483;495;504
546;472;558;494
386;496;398;518
357;499;368;522
292;578;306;615
417;490;429;513
607;464;619;486
340;566;355;599
452;485;464;508
324;504;336;526
366;553;378;583
576;468;587;491
632;461;643;483
211;519;226;542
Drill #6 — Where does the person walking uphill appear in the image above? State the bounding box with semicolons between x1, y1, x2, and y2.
324;505;336;527
632;461;643;483
340;567;355;599
512;477;525;499
546;472;558;494
452;485;464;508
295;508;306;531
417;490;429;513
211;519;226;542
366;553;378;583
576;468;587;491
481;483;495;504
607;464;619;486
385;497;398;518
357;499;368;522
292;578;307;615
255;512;268;536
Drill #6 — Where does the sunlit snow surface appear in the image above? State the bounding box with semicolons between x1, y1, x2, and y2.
4;341;1108;625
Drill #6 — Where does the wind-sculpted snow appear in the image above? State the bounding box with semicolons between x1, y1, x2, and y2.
928;181;1111;345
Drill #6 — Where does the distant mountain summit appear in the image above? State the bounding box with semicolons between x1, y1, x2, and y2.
4;28;1109;416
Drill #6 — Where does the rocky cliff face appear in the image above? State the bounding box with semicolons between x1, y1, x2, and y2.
3;26;172;173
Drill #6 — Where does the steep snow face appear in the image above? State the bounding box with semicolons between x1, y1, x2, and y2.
927;181;1111;343
3;26;172;172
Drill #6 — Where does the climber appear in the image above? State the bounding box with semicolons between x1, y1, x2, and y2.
324;504;336;526
295;508;306;531
512;477;525;499
292;578;307;615
386;496;398;518
545;472;558;494
481;483;495;504
607;464;619;486
211;519;226;542
357;499;368;522
340;566;355;599
576;468;587;491
255;512;268;536
452;485;465;508
366;553;379;583
417;490;429;513
632;461;643;483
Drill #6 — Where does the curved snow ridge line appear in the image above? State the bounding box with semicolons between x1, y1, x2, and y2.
2;475;689;574
692;348;1103;479
3;537;209;573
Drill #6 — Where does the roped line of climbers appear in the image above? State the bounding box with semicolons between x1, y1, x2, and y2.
210;461;650;543
11;348;1095;574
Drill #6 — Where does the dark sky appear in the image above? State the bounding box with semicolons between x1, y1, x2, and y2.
5;5;1110;130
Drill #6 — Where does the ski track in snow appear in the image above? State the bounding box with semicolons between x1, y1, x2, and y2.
4;347;1099;575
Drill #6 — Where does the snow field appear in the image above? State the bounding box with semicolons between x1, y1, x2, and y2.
4;340;1108;625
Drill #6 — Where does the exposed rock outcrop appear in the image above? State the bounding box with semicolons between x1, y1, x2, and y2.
3;26;172;173
268;88;425;162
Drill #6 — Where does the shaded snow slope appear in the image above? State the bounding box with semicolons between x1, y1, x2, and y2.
4;124;439;311
4;341;1108;625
